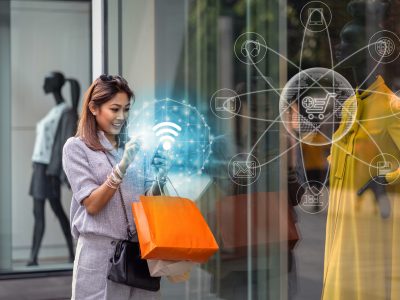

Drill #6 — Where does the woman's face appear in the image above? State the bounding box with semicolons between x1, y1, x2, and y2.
93;92;130;136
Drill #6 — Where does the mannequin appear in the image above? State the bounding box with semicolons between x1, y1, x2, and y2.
334;0;389;90
334;0;391;214
322;1;400;299
27;71;79;266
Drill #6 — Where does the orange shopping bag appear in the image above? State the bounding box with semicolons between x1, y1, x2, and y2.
132;195;219;263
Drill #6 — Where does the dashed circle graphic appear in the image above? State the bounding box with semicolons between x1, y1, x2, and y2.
368;30;400;64
228;153;261;186
279;67;356;146
210;88;241;119
297;180;329;214
234;32;267;65
369;153;400;185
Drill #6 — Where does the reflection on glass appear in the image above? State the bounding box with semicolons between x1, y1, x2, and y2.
322;1;400;299
8;0;90;272
27;72;79;266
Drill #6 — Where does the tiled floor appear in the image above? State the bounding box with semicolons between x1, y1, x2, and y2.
0;275;72;300
293;207;326;300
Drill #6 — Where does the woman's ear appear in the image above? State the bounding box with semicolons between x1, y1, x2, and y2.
89;102;98;116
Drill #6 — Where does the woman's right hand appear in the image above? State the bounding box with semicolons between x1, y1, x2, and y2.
119;136;143;174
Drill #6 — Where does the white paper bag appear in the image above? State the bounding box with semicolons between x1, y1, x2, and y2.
147;259;194;277
167;271;191;283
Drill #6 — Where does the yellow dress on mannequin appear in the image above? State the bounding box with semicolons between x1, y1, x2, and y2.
322;76;400;300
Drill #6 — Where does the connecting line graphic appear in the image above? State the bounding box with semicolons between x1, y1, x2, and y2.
231;40;400;123
230;88;400;123
251;41;382;107
297;13;331;189
245;10;385;101
298;5;380;101
234;87;393;190
246;104;292;164
358;42;386;89
291;42;384;103
226;10;400;189
247;15;335;188
235;84;393;185
333;95;387;164
246;50;282;98
325;14;336;188
296;6;333;189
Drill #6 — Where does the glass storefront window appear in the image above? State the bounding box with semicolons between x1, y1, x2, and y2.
106;0;288;298
0;0;91;274
1;0;400;299
106;0;400;299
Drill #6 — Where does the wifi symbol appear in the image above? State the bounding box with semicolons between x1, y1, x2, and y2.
152;122;182;150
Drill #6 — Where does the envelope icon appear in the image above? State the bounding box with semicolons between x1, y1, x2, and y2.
232;161;257;178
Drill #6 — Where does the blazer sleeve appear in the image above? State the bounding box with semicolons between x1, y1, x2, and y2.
62;138;99;204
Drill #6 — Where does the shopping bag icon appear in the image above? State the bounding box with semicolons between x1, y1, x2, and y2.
232;161;257;178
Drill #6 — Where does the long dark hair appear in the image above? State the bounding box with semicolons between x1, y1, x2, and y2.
76;75;134;151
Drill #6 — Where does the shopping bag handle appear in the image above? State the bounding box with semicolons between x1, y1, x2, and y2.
156;176;181;198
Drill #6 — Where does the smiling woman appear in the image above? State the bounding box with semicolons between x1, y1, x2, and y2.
62;74;170;299
76;75;133;151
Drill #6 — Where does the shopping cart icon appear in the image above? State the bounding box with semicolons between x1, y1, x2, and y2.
302;93;337;120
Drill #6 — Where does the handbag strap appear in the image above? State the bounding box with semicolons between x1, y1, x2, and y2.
104;152;133;240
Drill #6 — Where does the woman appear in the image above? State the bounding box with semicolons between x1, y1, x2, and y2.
62;75;168;299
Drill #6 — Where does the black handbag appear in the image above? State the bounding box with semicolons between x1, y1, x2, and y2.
108;239;161;291
105;154;161;291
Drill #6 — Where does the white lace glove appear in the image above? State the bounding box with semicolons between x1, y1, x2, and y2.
118;136;143;174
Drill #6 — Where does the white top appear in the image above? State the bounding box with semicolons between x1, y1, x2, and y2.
32;102;68;164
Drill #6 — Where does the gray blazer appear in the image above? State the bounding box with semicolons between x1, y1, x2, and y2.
62;131;154;240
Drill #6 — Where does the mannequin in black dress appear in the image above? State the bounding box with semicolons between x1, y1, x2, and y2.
27;71;79;266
